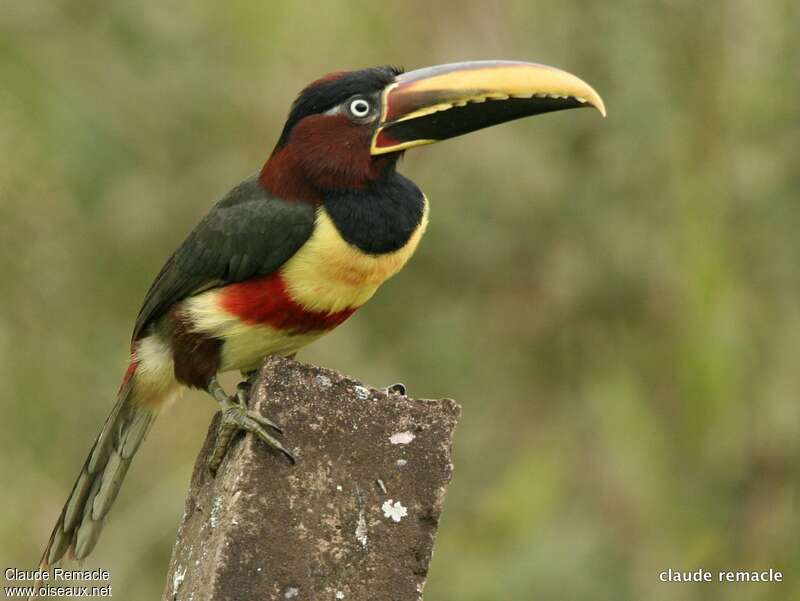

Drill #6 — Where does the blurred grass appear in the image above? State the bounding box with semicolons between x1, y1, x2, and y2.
1;1;799;599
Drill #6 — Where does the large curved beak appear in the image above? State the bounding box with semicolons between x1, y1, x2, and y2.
371;60;606;155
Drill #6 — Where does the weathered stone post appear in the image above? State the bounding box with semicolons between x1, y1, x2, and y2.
162;356;460;601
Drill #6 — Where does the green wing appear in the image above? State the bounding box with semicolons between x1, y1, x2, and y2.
132;175;316;340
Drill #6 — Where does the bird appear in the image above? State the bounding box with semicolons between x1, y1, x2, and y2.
38;60;605;568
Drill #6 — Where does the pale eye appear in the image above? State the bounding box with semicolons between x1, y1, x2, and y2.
349;98;371;118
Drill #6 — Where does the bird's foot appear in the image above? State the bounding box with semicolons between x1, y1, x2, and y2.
384;382;407;395
207;379;295;475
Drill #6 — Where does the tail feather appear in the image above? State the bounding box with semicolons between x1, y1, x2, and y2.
39;368;157;568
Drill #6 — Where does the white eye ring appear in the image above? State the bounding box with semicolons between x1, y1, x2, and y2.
349;98;371;118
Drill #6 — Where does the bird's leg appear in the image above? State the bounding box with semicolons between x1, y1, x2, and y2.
206;376;295;475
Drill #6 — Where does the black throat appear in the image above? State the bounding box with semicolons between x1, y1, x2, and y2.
322;171;425;255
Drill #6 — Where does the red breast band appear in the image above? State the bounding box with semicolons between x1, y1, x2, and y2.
219;272;355;333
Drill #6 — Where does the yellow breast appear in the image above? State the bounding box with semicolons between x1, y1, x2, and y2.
281;199;429;313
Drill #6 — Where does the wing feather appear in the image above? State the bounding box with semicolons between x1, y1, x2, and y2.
132;176;315;340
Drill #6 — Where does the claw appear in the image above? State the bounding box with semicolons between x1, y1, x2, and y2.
246;409;284;434
246;419;296;464
206;377;295;475
234;385;283;433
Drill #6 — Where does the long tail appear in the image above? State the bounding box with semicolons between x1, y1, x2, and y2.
38;363;157;568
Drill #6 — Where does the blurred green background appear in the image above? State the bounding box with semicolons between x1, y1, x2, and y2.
1;1;798;600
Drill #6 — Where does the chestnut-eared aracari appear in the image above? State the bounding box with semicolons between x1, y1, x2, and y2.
39;60;605;567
